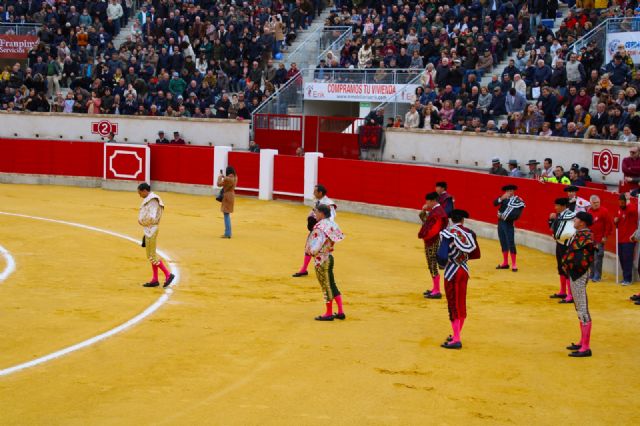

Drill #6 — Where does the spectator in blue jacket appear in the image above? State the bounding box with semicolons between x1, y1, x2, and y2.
505;88;527;116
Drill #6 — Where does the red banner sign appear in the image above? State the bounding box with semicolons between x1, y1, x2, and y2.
104;143;150;182
0;35;38;59
592;149;620;175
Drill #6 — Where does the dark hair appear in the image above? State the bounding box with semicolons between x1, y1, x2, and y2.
435;181;447;189
316;204;331;218
225;166;236;176
544;157;552;164
315;184;327;196
137;182;151;191
425;191;439;201
450;209;469;223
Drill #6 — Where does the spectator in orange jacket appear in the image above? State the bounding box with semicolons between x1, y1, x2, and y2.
587;195;613;282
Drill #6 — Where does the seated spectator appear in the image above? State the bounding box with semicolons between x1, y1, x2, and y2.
170;131;186;145
620;125;638;142
539;122;553;137
155;131;169;144
569;168;586;187
295;146;304;157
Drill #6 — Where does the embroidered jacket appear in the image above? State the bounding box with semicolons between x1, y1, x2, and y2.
494;195;526;222
550;208;577;244
562;228;595;280
139;192;164;238
305;218;345;267
568;196;591;213
437;192;454;216
437;224;479;281
418;203;449;244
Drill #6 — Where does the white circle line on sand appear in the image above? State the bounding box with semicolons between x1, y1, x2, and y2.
0;211;180;377
0;244;16;282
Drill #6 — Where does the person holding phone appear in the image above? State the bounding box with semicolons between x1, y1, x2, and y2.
217;166;237;238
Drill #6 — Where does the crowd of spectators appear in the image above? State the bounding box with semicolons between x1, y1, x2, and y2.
348;2;639;143
0;0;321;117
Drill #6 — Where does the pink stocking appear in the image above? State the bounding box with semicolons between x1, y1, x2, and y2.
334;295;344;314
565;278;574;301
299;255;312;273
324;301;333;317
559;276;567;295
510;252;517;268
580;322;592;351
501;251;509;266
451;319;461;343
431;275;441;294
151;264;159;282
157;261;170;279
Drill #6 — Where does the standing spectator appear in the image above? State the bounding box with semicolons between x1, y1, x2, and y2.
155;131;169;144
170;131;186;145
614;194;639;285
490;158;509;176
587;195;613;283
506;88;527;116
404;105;420;129
215;93;231;119
541;158;554;179
508;160;525;177
217;166;237;239
526;160;542;179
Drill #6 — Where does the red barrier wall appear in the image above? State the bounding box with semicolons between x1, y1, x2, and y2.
318;158;620;251
150;144;214;185
228;151;260;191
0;139;103;177
274;155;304;196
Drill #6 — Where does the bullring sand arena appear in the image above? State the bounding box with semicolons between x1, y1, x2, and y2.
1;183;639;425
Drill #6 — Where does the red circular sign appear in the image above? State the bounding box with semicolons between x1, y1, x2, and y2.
597;149;614;175
96;120;113;136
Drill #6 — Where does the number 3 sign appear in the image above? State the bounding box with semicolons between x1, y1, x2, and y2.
592;149;620;175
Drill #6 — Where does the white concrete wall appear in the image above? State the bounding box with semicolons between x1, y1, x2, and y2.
383;128;635;185
0;111;250;149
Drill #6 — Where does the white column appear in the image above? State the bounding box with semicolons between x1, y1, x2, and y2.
304;152;324;200
213;145;232;187
258;149;278;200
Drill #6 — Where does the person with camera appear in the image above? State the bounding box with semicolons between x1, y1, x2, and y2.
217;166;237;239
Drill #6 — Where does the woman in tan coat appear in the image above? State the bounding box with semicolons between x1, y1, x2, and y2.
217;166;237;238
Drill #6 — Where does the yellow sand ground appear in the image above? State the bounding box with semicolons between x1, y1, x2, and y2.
0;184;638;425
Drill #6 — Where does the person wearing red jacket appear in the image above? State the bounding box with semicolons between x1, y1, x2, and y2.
614;193;638;285
587;195;613;282
419;192;449;299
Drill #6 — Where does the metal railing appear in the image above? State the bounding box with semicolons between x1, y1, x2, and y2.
285;26;351;70
570;17;637;56
303;67;421;85
0;23;40;35
251;71;303;118
374;72;424;123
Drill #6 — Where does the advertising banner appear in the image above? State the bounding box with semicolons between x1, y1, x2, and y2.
606;31;640;64
0;35;38;59
304;82;419;103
